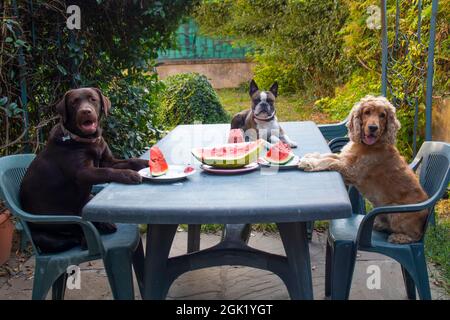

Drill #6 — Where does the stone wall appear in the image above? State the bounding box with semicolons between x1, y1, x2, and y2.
156;59;255;89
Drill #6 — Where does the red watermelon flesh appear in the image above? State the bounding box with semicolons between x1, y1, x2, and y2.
149;146;169;177
184;166;195;174
228;129;244;143
264;142;294;165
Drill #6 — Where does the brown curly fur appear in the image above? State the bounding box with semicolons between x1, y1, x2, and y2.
299;95;429;243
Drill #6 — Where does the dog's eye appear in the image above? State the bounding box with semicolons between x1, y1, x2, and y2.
364;110;371;115
90;97;97;102
380;113;386;118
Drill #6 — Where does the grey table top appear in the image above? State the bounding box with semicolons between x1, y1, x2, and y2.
82;122;351;224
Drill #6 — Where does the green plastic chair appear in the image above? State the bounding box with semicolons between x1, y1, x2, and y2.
325;141;450;300
328;137;350;154
0;154;145;300
318;120;348;141
15;183;109;252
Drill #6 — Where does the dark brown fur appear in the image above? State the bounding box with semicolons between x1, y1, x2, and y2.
230;108;257;132
20;88;148;252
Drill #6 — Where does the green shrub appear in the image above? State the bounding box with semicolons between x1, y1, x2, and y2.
1;0;198;157
159;73;230;127
315;71;381;122
425;201;450;293
102;73;164;158
314;0;449;160
194;0;349;97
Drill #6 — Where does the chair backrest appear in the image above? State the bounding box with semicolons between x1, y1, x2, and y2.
415;142;450;198
413;142;450;229
0;154;38;253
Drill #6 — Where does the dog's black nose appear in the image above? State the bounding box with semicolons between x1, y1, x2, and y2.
369;125;378;133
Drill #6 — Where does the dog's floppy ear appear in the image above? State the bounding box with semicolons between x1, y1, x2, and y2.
346;101;363;143
383;99;401;145
55;91;70;123
93;88;111;117
269;82;278;97
249;79;259;97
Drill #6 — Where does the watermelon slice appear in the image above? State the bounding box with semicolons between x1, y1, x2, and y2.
227;129;244;143
264;141;295;165
191;139;264;168
149;146;169;176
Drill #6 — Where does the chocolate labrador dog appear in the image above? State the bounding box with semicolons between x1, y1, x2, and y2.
20;88;148;253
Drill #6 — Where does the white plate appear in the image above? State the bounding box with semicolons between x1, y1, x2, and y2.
200;162;259;175
138;165;196;183
258;155;300;170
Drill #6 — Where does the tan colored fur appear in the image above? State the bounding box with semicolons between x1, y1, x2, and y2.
299;95;429;243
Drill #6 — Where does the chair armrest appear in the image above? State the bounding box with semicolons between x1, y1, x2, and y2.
328;137;350;153
0;183;104;256
14;210;104;256
356;196;439;247
409;156;423;171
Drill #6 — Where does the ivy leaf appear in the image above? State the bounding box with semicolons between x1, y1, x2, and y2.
57;65;67;76
0;97;7;106
14;39;26;47
6;102;19;117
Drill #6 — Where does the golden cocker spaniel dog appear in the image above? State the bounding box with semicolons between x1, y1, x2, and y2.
298;95;429;244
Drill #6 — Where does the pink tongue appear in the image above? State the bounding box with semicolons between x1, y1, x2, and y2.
83;122;97;133
364;135;377;145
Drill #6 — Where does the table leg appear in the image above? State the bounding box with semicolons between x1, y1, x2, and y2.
222;224;251;243
277;222;313;300
143;224;178;300
187;224;201;253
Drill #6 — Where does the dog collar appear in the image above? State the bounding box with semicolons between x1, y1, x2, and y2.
253;111;276;122
60;123;102;144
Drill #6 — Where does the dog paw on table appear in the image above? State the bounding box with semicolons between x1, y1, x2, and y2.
129;158;149;171
298;157;316;171
117;169;143;184
302;152;321;159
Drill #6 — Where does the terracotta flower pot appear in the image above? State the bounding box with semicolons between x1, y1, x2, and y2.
0;212;14;265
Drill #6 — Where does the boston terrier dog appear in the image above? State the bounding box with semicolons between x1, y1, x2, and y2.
230;79;297;147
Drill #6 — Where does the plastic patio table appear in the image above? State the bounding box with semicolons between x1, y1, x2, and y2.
82;121;352;300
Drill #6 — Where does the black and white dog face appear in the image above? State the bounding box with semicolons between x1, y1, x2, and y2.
249;79;278;121
229;78;297;148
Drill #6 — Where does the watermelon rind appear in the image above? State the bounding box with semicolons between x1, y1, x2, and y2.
150;168;168;177
191;140;264;168
264;152;294;165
